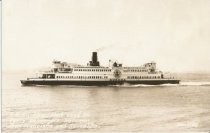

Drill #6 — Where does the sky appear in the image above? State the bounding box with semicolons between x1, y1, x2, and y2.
2;0;210;72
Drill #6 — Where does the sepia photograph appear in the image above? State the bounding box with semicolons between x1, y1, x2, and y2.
1;0;210;132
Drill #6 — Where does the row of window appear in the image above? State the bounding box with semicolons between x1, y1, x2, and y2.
57;76;108;79
74;69;111;72
124;69;147;72
127;76;160;79
75;67;109;68
73;69;148;72
124;67;143;69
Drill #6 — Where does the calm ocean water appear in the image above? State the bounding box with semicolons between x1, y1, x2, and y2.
2;72;210;132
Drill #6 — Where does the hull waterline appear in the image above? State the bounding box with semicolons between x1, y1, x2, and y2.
21;79;180;86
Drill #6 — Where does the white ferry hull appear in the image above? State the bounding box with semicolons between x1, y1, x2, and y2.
20;52;181;86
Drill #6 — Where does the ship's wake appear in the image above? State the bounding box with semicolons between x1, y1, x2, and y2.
179;81;210;86
108;81;210;88
108;84;178;88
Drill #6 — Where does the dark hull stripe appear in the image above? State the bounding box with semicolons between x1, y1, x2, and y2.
21;80;180;86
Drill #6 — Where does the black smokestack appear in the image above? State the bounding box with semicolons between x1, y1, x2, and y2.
92;52;98;63
89;52;100;66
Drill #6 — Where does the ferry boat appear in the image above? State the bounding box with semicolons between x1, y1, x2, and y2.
20;52;180;86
